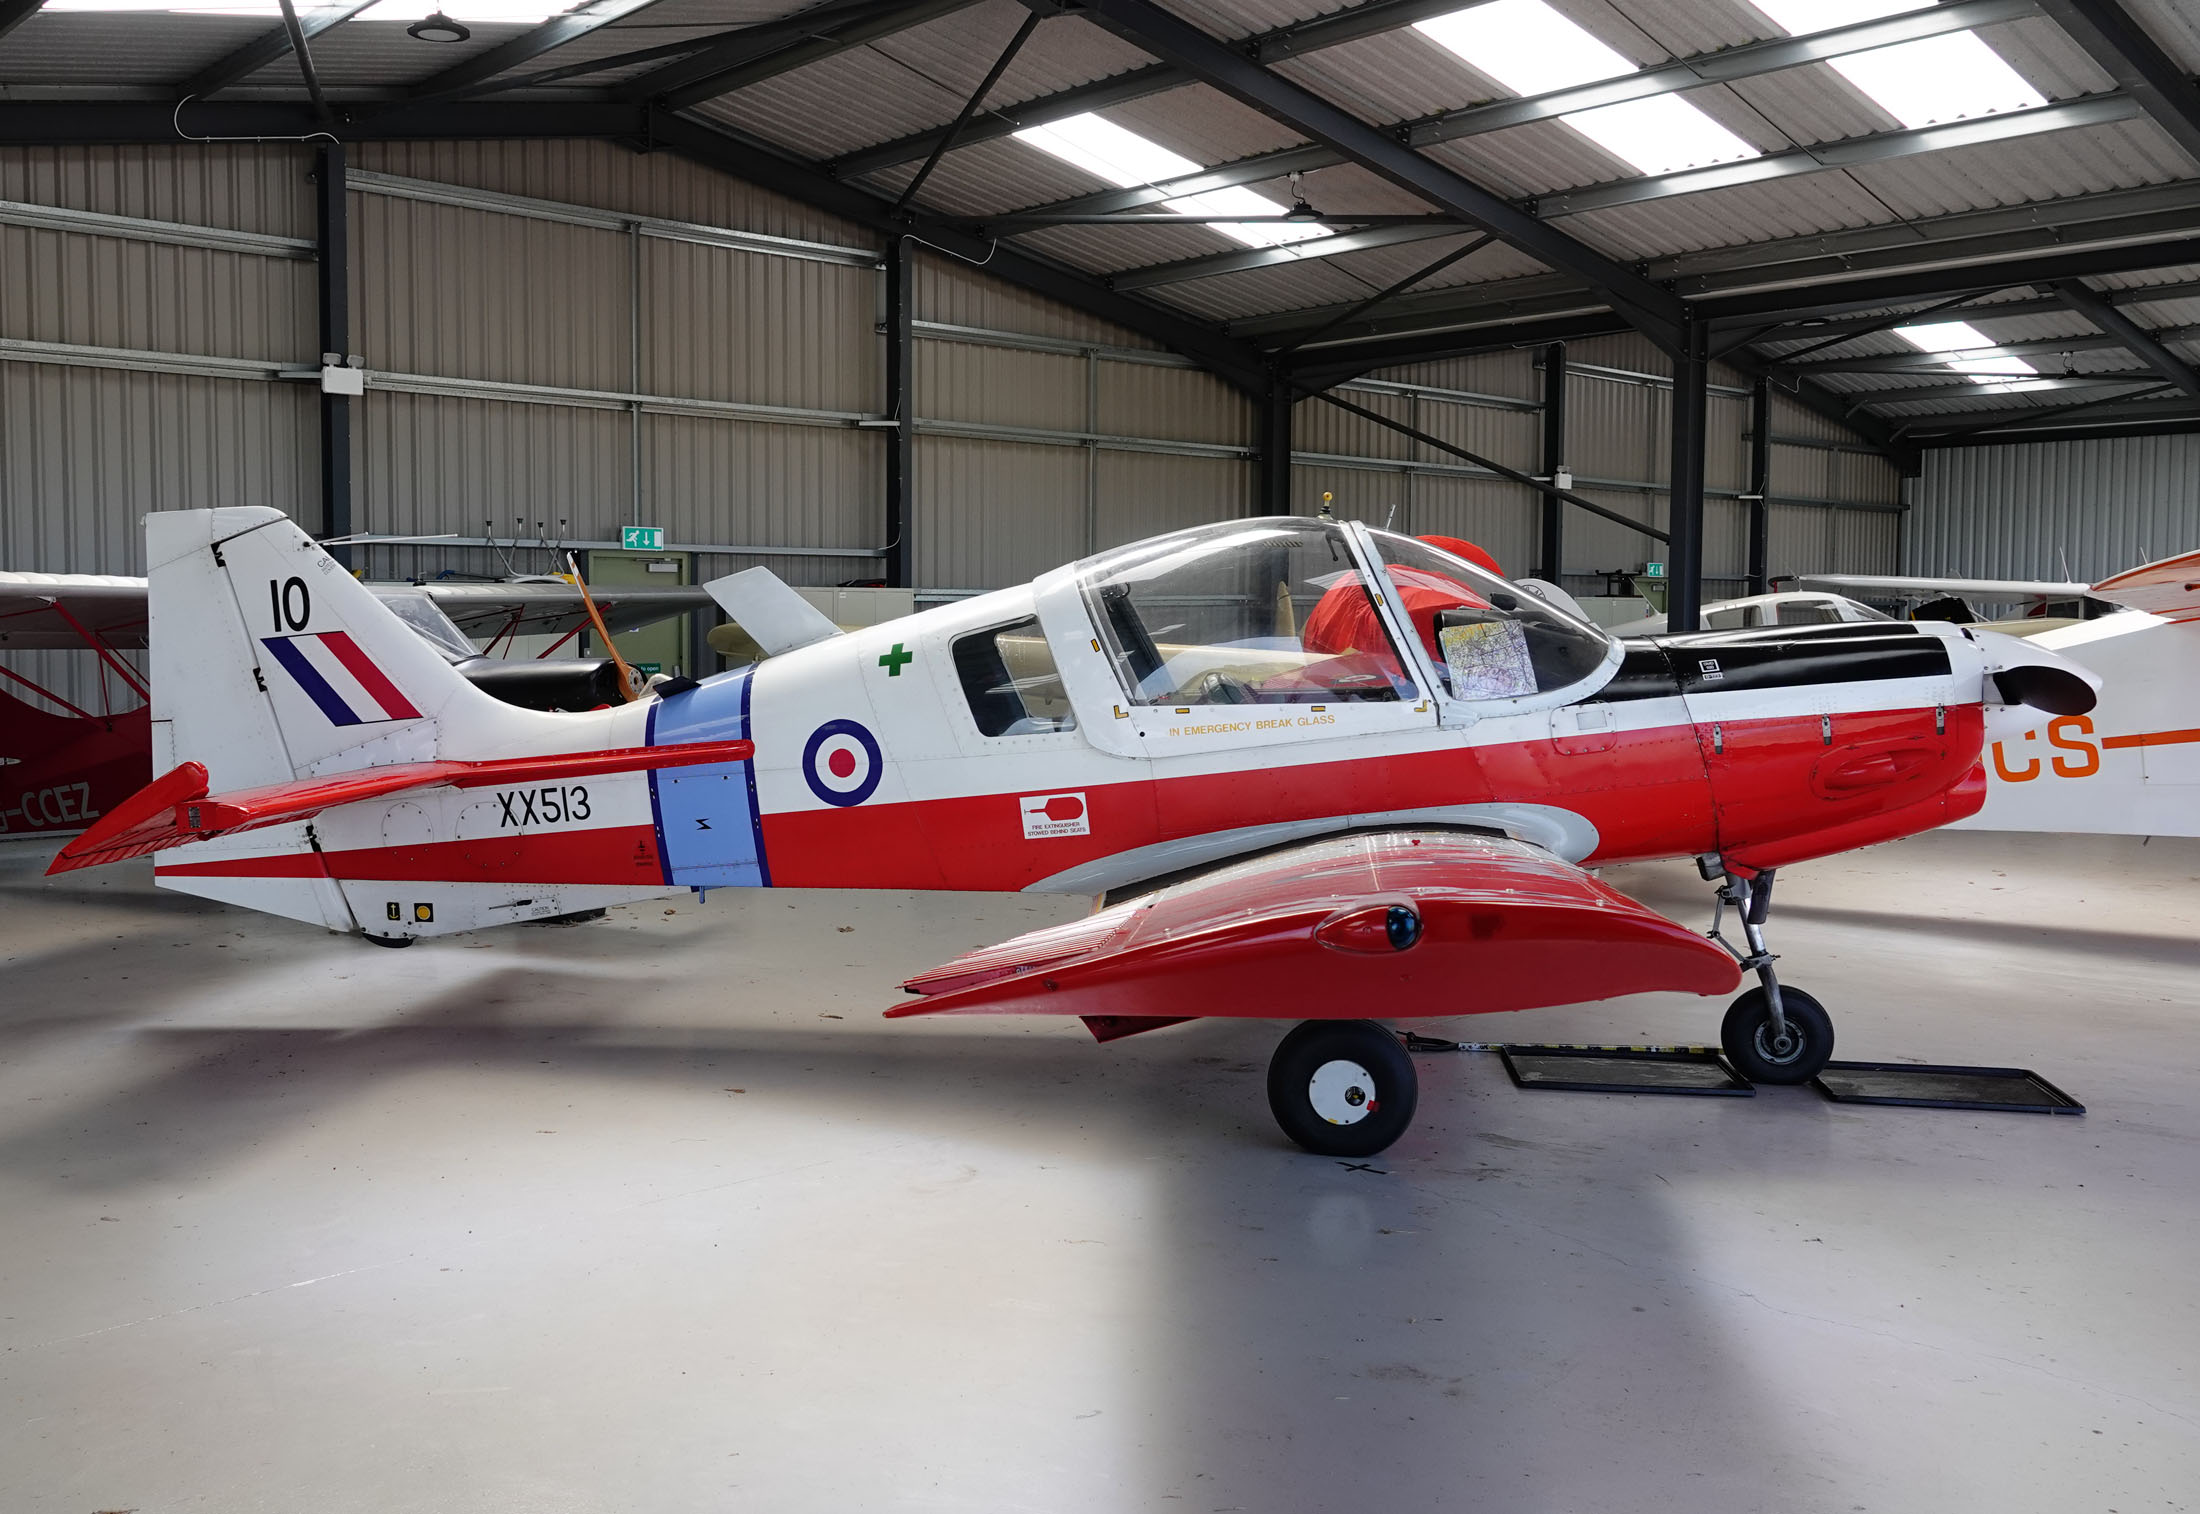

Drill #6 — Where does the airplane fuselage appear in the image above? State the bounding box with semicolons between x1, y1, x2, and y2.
152;577;1998;938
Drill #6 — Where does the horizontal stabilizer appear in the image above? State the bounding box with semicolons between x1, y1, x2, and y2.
2091;549;2200;622
704;567;843;656
47;739;751;874
891;831;1739;1026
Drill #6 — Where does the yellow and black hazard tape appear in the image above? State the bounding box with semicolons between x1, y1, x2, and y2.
1401;1032;1720;1056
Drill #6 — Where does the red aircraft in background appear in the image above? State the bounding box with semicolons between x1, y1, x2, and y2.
42;509;2112;1154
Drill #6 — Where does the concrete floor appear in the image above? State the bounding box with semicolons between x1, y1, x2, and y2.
1;831;2195;1513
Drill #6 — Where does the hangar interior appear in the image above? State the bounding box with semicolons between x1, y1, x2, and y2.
2;0;2198;1509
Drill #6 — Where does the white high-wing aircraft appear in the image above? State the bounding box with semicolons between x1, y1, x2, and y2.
1939;553;2200;838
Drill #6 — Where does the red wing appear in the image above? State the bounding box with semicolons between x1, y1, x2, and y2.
891;830;1739;1031
46;740;751;874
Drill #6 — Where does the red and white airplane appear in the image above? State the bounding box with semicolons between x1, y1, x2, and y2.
49;507;2103;1155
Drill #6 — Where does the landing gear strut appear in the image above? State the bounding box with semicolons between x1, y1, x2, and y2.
1701;862;1834;1084
1267;1019;1418;1157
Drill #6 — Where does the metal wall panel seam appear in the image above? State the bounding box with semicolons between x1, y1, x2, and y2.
913;319;1198;367
0;198;313;258
347;170;877;267
912;418;1254;458
0;335;303;381
364;368;878;425
335;532;885;558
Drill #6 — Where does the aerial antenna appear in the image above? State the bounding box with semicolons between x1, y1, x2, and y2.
1383;501;1399;529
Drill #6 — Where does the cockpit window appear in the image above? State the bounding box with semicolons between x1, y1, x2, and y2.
1075;520;1413;706
1361;529;1613;700
955;617;1076;736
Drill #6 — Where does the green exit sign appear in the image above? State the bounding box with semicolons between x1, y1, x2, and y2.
1642;561;1665;578
622;525;665;550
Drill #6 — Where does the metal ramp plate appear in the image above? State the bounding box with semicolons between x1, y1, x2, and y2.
1812;1061;2085;1115
1498;1045;1753;1097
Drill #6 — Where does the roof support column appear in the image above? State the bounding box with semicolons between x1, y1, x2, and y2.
883;236;916;590
1538;342;1566;583
1666;317;1709;633
315;142;352;569
1259;372;1294;516
1746;378;1771;595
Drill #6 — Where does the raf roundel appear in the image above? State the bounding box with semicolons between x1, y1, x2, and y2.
801;719;884;807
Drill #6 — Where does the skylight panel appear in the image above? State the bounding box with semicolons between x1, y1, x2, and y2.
1414;0;1759;176
1897;321;2040;385
1014;115;1326;250
1749;0;2046;129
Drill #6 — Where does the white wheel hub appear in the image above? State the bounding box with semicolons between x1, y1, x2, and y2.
1308;1058;1377;1126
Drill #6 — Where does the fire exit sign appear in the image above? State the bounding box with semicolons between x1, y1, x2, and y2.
621;526;665;550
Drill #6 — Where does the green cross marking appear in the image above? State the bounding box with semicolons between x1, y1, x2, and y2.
878;642;913;677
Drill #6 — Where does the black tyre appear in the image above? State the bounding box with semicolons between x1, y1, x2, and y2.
1721;986;1834;1085
363;933;414;949
1266;1020;1419;1157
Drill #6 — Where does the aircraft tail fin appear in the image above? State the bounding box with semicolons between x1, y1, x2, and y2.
147;507;500;793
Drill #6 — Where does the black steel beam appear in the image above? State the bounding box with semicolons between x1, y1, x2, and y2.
1064;0;1686;350
831;66;1183;181
1786;332;2174;374
828;0;1470;181
315;143;351;569
0;100;651;142
402;0;672;103
994;0;2039;225
1110;223;1465;291
1896;385;2180;440
1538;343;1565;583
1288;311;1635;387
1700;236;2200;323
2054;278;2200;399
894;8;1039;212
1534;95;2138;218
1303;388;1670;544
0;0;43;44
1923;412;2200;446
1259;375;1293;516
174;0;375;101
1278;234;1493;357
2038;0;2200;166
1666;320;1709;634
630;0;976;111
1746;379;1770;595
1758;291;2017;366
884;237;915;588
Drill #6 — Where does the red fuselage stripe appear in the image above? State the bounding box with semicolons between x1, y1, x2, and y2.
157;825;664;884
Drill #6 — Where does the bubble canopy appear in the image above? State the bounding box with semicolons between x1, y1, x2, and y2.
1070;517;1615;711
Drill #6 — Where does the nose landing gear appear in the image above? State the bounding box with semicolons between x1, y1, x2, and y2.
1701;862;1835;1084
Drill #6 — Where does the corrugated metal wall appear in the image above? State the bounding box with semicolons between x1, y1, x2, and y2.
2;138;1901;715
1906;434;2200;581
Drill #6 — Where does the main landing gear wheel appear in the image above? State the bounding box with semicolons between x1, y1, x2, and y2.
1721;986;1834;1085
363;934;413;949
1267;1020;1418;1158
